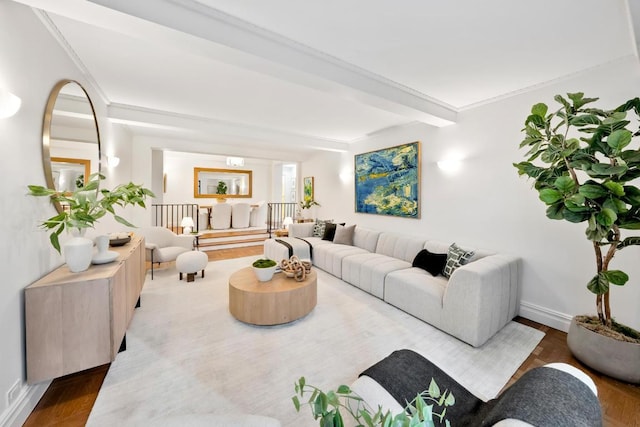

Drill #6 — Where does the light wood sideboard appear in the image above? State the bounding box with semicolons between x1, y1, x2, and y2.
25;235;146;384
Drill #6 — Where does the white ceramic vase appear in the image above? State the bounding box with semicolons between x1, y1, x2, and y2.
63;230;93;273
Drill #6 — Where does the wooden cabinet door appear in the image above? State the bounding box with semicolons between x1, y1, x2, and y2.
26;279;111;383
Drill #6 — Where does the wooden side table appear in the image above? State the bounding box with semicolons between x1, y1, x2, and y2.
295;218;315;223
274;229;288;237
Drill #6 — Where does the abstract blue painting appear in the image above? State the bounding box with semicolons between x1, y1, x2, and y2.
354;141;420;218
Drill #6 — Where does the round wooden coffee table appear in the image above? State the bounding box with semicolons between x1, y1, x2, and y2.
228;267;317;325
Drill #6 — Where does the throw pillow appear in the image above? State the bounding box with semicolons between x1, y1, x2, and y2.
322;223;338;241
333;224;356;246
312;219;332;237
412;249;447;276
442;243;475;278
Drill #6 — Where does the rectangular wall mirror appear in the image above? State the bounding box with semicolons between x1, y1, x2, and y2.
194;167;252;199
51;157;91;192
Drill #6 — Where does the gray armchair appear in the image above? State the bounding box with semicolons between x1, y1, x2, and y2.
139;227;194;279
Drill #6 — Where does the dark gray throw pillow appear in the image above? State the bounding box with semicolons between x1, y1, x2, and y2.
412;249;447;276
322;223;338;241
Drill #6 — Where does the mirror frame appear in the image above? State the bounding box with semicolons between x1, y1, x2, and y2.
193;167;253;199
42;79;101;213
51;157;91;189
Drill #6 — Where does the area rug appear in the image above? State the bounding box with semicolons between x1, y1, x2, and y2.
87;256;544;426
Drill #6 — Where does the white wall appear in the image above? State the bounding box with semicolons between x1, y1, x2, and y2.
0;3;130;425
302;56;640;332
163;151;271;206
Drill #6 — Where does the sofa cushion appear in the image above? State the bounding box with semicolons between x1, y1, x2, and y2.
353;227;382;252
442;243;475;278
288;222;315;238
333;224;356;245
375;233;426;263
312;243;369;278
412;249;447;276
384;267;447;326
342;253;411;299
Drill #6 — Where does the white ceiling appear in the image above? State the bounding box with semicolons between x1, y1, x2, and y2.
13;0;640;160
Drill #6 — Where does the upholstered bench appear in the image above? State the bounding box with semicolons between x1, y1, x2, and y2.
176;251;208;282
352;349;602;426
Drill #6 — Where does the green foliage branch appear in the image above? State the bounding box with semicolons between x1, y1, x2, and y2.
28;173;155;253
292;376;454;427
514;92;640;328
299;199;320;210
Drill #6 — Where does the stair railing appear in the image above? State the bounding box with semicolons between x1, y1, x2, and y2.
151;204;200;234
267;202;297;237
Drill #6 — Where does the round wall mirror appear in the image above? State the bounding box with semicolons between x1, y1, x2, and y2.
42;80;101;213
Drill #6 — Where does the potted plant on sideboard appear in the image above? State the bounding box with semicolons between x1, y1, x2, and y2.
28;173;154;272
514;92;640;383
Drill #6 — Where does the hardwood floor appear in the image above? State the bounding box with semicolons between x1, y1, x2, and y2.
23;245;640;426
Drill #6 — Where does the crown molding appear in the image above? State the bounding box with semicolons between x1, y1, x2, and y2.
33;9;110;105
458;55;638;112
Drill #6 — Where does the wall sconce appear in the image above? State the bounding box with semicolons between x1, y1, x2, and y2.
105;155;120;168
181;216;195;234
226;157;244;167
0;88;21;118
437;159;462;173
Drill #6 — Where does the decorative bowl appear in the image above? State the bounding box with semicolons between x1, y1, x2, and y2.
109;236;131;247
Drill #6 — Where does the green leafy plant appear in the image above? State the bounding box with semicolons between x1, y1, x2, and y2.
216;181;227;195
299;199;320;210
514;92;640;334
292;377;454;427
252;258;277;268
28;173;155;253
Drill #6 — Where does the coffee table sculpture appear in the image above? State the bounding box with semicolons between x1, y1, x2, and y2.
228;267;317;325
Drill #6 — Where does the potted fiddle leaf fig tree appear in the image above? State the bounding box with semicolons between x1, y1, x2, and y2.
28;173;154;272
514;92;640;383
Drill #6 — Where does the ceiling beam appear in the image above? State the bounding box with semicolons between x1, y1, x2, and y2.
87;0;457;127
108;103;350;153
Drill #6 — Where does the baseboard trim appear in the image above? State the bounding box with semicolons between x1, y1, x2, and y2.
0;381;50;427
519;301;573;332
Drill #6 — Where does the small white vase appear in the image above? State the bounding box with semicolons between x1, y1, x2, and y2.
95;235;109;254
63;231;93;273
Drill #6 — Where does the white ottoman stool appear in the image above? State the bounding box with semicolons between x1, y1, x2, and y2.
176;251;208;282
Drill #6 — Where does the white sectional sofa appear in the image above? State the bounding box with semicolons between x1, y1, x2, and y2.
272;222;520;347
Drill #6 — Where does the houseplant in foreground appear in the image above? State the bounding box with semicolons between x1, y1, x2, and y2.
292;377;454;427
28;173;154;272
514;92;640;382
